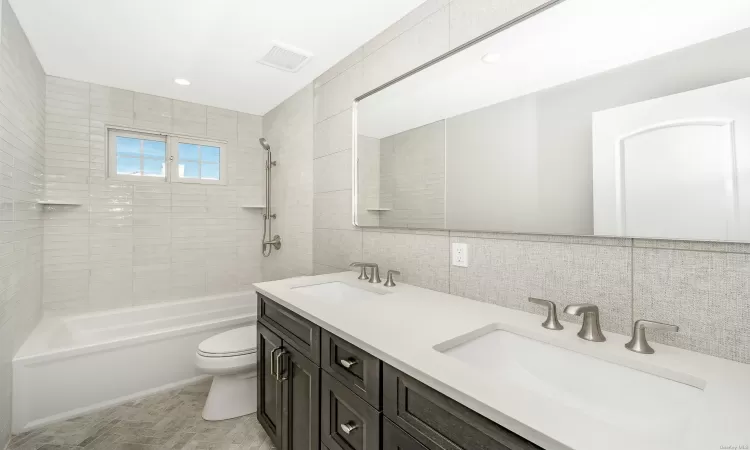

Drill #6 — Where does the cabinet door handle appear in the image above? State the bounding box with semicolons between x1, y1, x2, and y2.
276;349;288;381
340;421;359;435
339;357;359;369
270;348;280;379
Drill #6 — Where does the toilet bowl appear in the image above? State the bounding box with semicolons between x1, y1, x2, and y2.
195;324;258;421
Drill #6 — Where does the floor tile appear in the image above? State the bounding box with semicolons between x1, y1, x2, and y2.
8;380;275;450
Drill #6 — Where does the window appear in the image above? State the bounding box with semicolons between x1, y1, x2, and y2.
108;131;167;180
171;137;226;184
108;129;226;185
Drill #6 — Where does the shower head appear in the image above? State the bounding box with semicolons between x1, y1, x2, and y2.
259;138;271;151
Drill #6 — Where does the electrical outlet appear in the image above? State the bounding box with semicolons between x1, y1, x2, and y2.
451;242;468;267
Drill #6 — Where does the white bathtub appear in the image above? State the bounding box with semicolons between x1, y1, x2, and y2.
12;291;256;432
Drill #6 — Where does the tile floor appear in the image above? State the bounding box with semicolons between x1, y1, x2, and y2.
7;379;275;450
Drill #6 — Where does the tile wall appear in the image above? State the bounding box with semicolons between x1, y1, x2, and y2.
43;77;267;314
311;0;750;364
0;0;46;445
260;84;314;281
378;120;446;229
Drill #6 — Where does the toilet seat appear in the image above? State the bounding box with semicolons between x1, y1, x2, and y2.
197;325;257;358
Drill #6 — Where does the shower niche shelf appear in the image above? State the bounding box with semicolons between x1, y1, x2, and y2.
37;200;82;206
241;205;266;209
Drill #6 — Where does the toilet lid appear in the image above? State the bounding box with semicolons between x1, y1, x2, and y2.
198;325;257;357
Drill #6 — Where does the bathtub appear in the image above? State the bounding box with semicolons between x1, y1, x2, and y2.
12;291;256;433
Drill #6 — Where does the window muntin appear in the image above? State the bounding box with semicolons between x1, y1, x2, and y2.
109;131;168;181
177;143;222;181
170;137;227;185
107;129;226;185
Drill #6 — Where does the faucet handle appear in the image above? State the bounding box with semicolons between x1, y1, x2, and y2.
384;270;401;287
349;262;369;280
528;298;563;330
563;303;598;315
564;303;606;342
625;319;679;354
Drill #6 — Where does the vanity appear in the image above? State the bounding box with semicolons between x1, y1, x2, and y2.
254;272;750;450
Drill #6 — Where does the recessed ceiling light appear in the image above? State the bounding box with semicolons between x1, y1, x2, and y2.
481;53;503;64
174;78;191;86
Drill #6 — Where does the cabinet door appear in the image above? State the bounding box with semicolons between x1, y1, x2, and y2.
321;372;380;450
382;418;428;450
281;343;320;450
258;323;284;449
383;365;541;450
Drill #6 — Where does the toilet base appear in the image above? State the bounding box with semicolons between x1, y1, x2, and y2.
202;371;257;421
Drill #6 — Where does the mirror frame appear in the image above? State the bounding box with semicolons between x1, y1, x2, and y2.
351;0;567;229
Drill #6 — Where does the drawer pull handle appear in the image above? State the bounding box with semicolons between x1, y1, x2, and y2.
340;421;359;435
340;357;359;369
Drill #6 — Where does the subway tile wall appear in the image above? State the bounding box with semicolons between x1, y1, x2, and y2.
311;0;750;364
260;84;314;281
43;77;266;314
0;0;46;445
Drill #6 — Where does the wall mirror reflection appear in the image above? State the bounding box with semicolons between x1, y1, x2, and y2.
354;0;750;242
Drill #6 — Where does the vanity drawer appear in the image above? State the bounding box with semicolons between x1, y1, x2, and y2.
321;371;380;450
321;330;381;409
258;293;320;363
383;418;429;450
383;364;541;450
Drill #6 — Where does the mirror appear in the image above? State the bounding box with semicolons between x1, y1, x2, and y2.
354;0;750;242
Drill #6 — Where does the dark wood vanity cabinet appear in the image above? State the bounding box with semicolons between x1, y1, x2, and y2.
321;329;381;409
258;322;284;447
321;371;380;450
382;418;428;450
258;303;320;450
257;293;543;450
382;365;542;450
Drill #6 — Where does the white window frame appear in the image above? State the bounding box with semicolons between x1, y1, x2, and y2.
170;136;228;186
107;130;168;183
107;127;228;185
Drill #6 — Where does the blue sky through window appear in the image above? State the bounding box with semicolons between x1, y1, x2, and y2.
116;136;166;177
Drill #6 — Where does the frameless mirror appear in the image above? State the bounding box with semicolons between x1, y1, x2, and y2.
354;0;750;242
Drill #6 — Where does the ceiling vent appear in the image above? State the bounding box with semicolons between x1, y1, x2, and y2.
258;42;313;73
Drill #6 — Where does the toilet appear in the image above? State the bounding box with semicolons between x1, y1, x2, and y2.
195;325;258;421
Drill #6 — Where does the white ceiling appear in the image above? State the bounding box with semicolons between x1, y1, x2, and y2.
358;0;750;138
9;0;426;115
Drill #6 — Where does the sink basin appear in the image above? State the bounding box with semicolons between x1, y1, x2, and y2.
291;281;389;302
439;328;703;436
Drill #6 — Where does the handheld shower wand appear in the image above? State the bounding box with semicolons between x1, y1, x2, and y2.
259;138;281;256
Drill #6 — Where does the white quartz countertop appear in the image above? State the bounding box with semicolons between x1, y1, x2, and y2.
254;272;750;450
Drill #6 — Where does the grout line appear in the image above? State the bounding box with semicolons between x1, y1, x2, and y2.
313;147;351;161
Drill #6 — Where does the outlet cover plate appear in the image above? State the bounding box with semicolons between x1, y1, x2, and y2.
452;243;468;267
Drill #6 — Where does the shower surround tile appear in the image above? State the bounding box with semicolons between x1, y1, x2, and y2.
43;76;266;314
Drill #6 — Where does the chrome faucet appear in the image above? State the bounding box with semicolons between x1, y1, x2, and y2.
350;262;381;283
384;270;400;287
349;262;369;280
365;264;381;283
527;298;563;330
564;303;606;342
625;320;679;354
